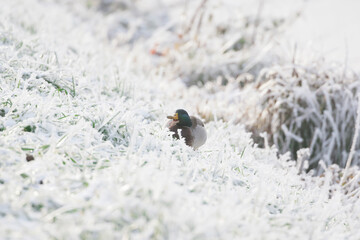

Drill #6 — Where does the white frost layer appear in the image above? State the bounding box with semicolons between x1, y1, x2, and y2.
0;0;359;239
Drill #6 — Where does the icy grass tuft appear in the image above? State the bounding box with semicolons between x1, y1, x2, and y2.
249;62;360;171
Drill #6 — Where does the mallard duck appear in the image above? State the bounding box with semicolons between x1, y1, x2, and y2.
167;109;207;149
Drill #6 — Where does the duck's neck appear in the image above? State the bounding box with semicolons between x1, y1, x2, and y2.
177;116;192;127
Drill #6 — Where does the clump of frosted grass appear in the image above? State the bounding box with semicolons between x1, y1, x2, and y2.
252;62;360;171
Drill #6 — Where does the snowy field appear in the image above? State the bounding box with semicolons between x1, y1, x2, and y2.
1;0;360;239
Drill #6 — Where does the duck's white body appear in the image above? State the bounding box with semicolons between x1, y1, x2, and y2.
190;117;207;149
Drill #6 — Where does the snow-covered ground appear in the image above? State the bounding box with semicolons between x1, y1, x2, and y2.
1;0;360;239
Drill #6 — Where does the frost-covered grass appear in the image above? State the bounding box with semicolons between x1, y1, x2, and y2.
249;61;360;170
1;0;360;239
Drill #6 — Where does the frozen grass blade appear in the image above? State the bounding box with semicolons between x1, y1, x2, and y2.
341;94;360;185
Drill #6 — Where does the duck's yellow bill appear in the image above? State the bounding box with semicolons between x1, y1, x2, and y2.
167;113;178;120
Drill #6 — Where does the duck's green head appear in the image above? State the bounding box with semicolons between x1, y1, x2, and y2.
167;109;192;127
